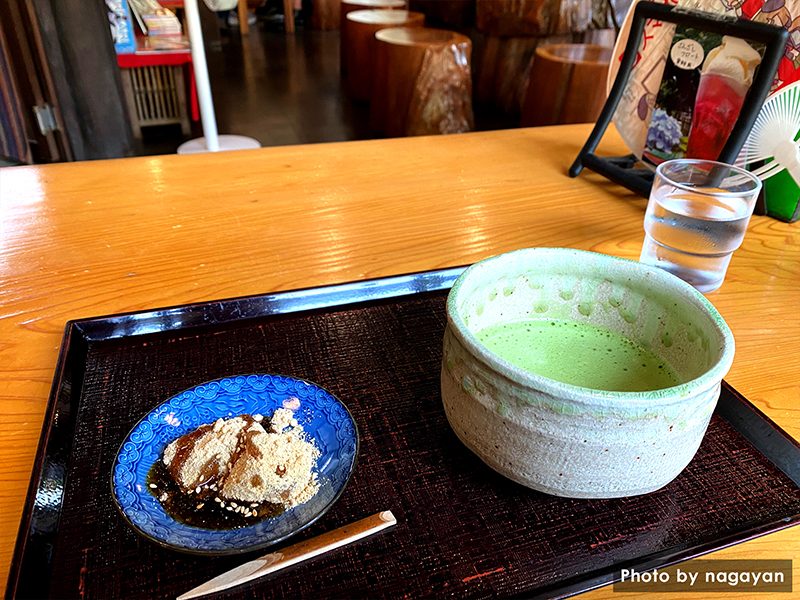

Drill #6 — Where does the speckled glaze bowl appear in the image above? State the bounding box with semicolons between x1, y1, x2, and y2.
441;248;735;498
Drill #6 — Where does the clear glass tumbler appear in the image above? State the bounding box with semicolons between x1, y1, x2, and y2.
640;159;762;293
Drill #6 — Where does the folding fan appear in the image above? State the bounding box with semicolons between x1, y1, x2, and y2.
739;81;800;185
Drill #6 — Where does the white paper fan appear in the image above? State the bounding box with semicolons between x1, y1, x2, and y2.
737;81;800;185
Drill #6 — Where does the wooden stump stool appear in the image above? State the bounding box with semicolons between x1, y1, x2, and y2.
521;44;612;126
472;35;541;115
345;10;425;102
340;0;406;74
311;0;341;30
475;0;553;37
370;27;474;137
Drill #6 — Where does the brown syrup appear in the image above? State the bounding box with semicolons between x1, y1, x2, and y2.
147;414;285;530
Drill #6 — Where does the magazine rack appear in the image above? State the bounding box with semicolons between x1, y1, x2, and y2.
569;2;789;198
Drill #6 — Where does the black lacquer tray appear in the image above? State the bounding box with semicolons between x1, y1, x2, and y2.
7;269;800;599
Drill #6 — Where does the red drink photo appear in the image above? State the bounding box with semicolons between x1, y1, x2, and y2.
685;72;748;160
685;36;762;161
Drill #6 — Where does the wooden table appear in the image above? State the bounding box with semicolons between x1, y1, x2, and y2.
1;125;798;598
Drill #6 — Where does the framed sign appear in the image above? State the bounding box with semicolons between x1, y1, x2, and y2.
569;2;789;198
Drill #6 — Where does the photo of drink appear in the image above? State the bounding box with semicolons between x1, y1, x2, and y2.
685;36;764;160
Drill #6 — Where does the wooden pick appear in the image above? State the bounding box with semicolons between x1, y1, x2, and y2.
178;511;397;599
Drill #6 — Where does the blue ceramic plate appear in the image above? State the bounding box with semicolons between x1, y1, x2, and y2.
112;374;359;555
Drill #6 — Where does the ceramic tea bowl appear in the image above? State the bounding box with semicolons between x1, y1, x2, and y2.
441;248;734;498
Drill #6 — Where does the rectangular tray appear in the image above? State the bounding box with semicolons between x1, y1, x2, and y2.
8;269;800;599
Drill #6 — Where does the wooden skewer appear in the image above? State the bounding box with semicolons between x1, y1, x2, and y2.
178;511;397;599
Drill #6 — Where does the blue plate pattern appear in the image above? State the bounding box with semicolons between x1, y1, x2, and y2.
112;374;359;554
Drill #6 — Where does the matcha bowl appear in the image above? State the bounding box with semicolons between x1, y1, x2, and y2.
441;248;735;498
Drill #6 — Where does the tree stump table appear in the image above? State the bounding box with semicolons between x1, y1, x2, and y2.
521;43;611;126
471;0;600;115
311;0;341;30
340;0;406;73
370;27;474;137
345;10;426;102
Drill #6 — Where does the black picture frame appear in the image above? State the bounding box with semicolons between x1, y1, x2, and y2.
569;2;789;198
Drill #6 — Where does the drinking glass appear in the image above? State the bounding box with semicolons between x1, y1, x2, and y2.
640;159;762;293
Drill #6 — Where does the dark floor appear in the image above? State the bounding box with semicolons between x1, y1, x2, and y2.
135;18;519;156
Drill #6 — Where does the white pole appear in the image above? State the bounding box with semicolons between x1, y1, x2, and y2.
183;0;219;152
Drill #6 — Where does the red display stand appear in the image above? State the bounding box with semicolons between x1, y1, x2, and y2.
117;49;199;122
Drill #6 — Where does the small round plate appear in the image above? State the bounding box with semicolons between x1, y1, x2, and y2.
112;374;359;555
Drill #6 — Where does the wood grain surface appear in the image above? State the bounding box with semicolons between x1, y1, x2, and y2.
1;124;798;598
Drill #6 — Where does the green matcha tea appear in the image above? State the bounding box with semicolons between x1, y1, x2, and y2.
476;319;681;392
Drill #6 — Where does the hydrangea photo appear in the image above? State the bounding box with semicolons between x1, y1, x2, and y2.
646;108;684;153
